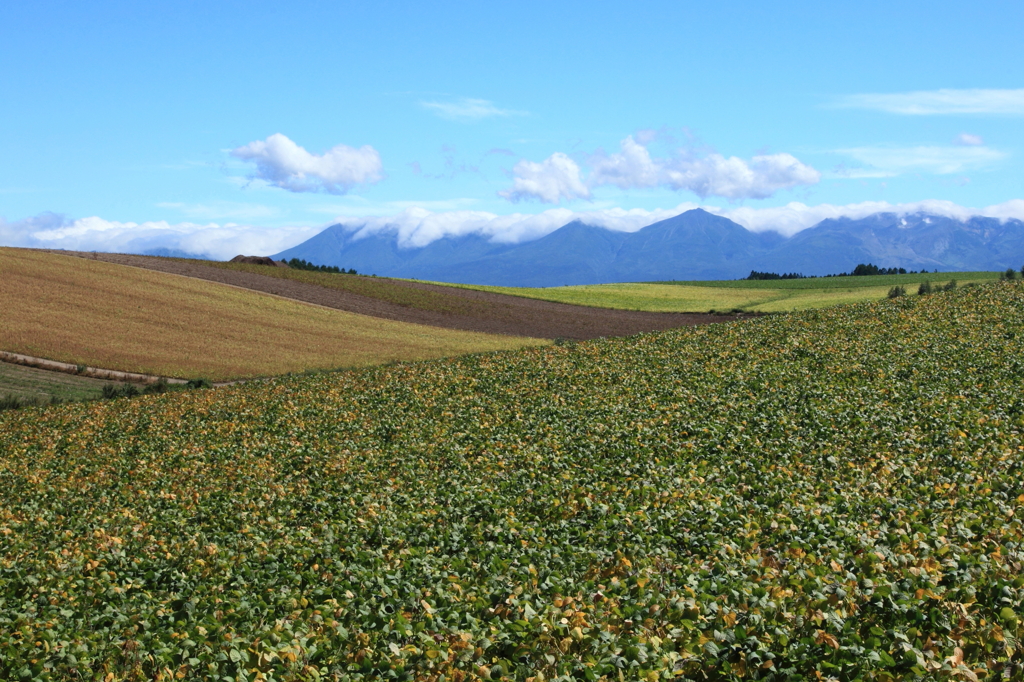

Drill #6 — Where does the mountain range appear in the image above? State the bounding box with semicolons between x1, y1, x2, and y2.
272;209;1024;286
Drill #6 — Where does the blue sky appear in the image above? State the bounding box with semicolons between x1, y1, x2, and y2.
2;0;1023;257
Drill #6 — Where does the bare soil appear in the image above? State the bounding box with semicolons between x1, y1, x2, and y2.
54;250;758;339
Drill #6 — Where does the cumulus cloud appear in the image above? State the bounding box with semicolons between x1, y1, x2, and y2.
498;153;591;204
420;98;525;121
661;152;820;199
502;136;820;203
835;145;1006;176
230;133;383;194
588;136;662;189
835;88;1024;115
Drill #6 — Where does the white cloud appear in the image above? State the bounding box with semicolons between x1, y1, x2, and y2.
498;153;591;204
835;145;1006;176
504;136;820;203
660;152;821;199
230;133;383;194
835;88;1024;115
0;214;321;260
955;133;984;146
420;98;525;121
588;136;662;189
715;199;1024;236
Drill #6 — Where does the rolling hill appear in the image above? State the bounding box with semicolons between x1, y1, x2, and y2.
0;248;545;381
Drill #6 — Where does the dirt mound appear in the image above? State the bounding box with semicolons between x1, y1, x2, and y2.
230;255;285;267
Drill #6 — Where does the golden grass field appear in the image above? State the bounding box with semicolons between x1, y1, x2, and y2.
450;273;1000;312
0;249;546;381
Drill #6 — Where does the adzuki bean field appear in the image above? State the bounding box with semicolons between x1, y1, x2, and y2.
1;282;1023;681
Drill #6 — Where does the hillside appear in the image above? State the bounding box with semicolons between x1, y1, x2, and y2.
2;281;1022;680
0;248;545;381
274;209;1024;286
42;249;739;339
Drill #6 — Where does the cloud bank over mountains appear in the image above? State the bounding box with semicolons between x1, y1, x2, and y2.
0;213;321;261
501;136;822;203
5;200;1024;261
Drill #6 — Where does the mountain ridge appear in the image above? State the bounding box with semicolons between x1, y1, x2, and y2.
274;209;1024;286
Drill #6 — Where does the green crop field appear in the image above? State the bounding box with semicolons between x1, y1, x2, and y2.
2;281;1023;681
658;271;1002;290
448;272;1002;313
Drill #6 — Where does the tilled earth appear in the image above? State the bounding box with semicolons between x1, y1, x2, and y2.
53;251;755;339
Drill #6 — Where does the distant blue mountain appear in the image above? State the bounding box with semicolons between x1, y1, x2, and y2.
273;209;1024;285
143;247;212;260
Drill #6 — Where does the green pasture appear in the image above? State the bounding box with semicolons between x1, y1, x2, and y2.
0;361;122;404
449;271;1001;312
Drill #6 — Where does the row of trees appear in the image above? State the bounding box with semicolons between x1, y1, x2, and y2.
745;263;939;281
287;258;357;275
746;270;805;280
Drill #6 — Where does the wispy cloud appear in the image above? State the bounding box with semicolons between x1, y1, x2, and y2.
230;133;383;194
955;133;984;146
499;136;820;203
419;98;526;121
834;145;1007;177
157;201;280;221
835;88;1024;115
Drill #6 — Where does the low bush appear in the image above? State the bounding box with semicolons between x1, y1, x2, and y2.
101;383;140;400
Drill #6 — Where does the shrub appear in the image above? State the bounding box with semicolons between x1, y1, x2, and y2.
944;279;957;292
0;395;29;411
917;280;932;295
102;383;140;400
187;378;213;389
143;378;169;395
887;285;906;299
1001;267;1017;281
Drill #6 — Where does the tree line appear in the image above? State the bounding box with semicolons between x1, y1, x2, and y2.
287;258;358;275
